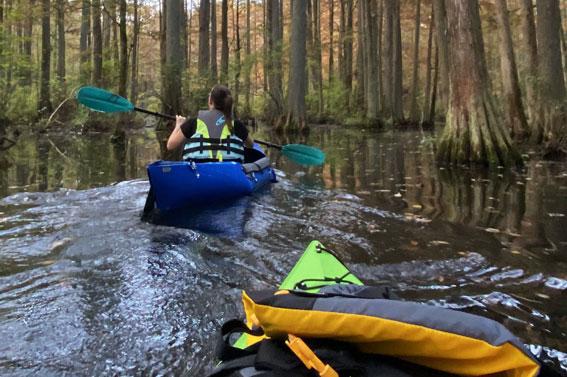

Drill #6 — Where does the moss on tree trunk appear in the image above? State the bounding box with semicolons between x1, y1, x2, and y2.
437;1;521;168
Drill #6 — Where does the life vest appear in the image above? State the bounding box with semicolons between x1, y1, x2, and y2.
183;109;245;162
237;285;541;377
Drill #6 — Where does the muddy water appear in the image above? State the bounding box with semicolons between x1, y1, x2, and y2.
0;126;565;376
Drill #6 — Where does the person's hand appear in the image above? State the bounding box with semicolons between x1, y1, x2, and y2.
175;115;186;128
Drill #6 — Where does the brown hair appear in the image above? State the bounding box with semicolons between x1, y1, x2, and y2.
209;85;233;127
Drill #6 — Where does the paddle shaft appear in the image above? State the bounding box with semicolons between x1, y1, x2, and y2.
133;106;283;150
134;106;176;121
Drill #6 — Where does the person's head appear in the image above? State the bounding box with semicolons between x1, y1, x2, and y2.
208;85;233;125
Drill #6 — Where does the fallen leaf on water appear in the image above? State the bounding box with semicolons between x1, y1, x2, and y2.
430;240;450;246
458;251;469;256
356;191;371;195
536;293;550;299
412;204;422;209
394;192;402;198
548;213;565;218
375;189;391;193
437;276;445;283
484;228;500;233
510;250;522;255
410;240;419;246
50;237;73;252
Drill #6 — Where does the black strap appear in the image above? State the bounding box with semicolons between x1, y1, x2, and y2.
187;137;244;147
184;157;243;163
294;272;359;291
184;146;245;155
216;319;264;362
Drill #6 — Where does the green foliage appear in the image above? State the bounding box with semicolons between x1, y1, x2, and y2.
4;86;38;125
320;79;352;122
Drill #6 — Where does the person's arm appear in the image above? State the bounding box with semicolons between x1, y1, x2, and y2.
235;120;254;148
167;116;187;151
244;134;254;148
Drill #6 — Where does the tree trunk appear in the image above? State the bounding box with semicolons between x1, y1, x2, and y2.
221;0;228;84
244;0;251;116
437;0;521;167
160;0;166;103
518;0;538;123
21;0;34;86
409;0;421;122
130;0;139;103
432;0;449;112
391;1;403;123
343;0;353;98
495;0;528;140
181;0;187;70
198;0;210;77
56;0;65;94
377;0;383;113
355;0;365;109
164;0;183;115
383;0;392;117
365;0;379;121
210;0;217;82
234;0;241;108
422;3;434;126
535;0;566;155
80;0;91;84
118;0;127;97
265;0;284;121
285;0;307;132
39;0;51;113
313;0;323;116
92;0;103;86
328;0;334;83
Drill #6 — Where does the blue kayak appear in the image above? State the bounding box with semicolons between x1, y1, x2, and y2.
146;145;276;212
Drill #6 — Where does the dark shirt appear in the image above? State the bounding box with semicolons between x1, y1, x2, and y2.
180;118;249;141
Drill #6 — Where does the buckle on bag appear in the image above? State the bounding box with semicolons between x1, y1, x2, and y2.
285;334;338;377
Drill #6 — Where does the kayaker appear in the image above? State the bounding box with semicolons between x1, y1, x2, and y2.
166;85;254;162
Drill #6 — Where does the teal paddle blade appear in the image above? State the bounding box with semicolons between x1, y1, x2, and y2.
76;86;135;113
281;144;326;166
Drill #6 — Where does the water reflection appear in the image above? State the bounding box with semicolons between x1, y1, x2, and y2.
0;126;565;375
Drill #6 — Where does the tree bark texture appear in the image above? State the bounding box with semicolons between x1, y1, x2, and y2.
432;0;449;112
39;0;51;113
56;0;65;90
437;0;521;167
92;0;103;86
422;4;434;126
409;0;421;122
518;0;538;123
535;0;566;154
22;0;34;86
210;0;217;82
234;0;241;108
328;0;334;82
118;0;127;97
164;0;183;115
244;0;252;116
265;0;284;120
80;0;91;83
285;0;307;132
342;0;353;98
495;0;528;140
363;0;379;121
130;0;139;103
199;0;210;77
221;0;228;84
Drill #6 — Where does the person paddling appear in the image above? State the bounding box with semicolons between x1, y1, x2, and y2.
166;85;254;162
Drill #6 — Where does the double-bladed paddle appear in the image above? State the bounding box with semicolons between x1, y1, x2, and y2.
76;86;326;166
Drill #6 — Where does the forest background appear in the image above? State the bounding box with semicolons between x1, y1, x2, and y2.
0;0;566;167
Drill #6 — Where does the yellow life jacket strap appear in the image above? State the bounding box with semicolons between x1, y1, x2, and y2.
285;334;338;377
